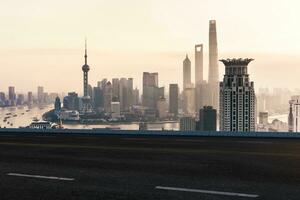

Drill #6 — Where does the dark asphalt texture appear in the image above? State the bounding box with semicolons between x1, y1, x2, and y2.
0;133;299;200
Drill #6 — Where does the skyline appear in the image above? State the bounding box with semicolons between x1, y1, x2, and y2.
1;0;300;92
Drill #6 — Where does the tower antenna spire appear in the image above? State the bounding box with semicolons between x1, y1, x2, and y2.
85;37;87;65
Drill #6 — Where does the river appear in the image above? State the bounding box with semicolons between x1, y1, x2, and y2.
1;104;287;130
0;105;179;130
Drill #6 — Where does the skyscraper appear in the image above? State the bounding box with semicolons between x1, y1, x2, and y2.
0;92;5;103
8;86;16;106
133;87;140;105
81;39;93;114
8;86;16;101
288;96;300;132
111;101;121;118
183;55;191;90
63;92;79;110
37;86;44;103
54;96;61;112
103;81;112;113
142;72;159;109
288;100;294;132
112;78;120;100
183;87;195;115
93;87;104;111
27;92;33;105
157;97;168;119
208;20;219;110
169;84;179;116
195;44;204;85
127;78;134;108
219;58;256;132
119;78;129;111
195;44;205;112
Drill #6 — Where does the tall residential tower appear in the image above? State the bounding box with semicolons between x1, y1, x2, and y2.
219;58;256;132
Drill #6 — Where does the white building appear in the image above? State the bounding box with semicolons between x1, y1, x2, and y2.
111;101;121;119
219;58;256;132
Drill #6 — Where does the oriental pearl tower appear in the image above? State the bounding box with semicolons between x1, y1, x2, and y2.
81;39;92;114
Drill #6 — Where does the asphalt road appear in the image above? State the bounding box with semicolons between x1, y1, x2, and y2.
0;133;299;200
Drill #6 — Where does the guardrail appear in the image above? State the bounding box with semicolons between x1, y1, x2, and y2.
1;128;300;139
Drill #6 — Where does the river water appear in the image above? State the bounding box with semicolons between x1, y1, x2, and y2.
0;105;179;130
1;104;287;130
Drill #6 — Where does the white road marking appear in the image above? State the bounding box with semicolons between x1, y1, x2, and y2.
7;173;75;181
155;186;259;198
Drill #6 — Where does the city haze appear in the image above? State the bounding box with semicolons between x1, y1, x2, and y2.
1;0;300;93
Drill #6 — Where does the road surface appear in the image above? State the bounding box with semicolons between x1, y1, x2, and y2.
0;132;299;200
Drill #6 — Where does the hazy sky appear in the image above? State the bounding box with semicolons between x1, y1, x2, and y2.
1;0;300;94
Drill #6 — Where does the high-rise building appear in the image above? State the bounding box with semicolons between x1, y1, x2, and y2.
143;72;158;87
195;44;205;113
98;79;107;89
157;97;168;119
183;87;195;115
8;86;16;106
81;39;93;114
112;78;120;100
169;84;179;116
0;92;5;106
196;81;211;113
111;101;121;118
158;87;164;98
54;97;61;112
27;92;33;105
133;87;140;105
219;58;256;132
288;100;294;132
195;44;204;85
37;86;44;103
63;92;79;110
119;78;129;111
142;72;159;110
8;86;16;101
104;81;112;113
197;106;217;131
180;117;196;131
0;92;5;102
208;20;219;110
88;84;93;102
128;78;134;108
93;87;104;111
183;55;191;90
17;94;25;105
288;96;300;132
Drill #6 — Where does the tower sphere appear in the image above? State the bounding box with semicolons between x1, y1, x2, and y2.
82;64;90;72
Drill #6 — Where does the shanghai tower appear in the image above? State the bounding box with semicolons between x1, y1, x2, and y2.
208;20;219;111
